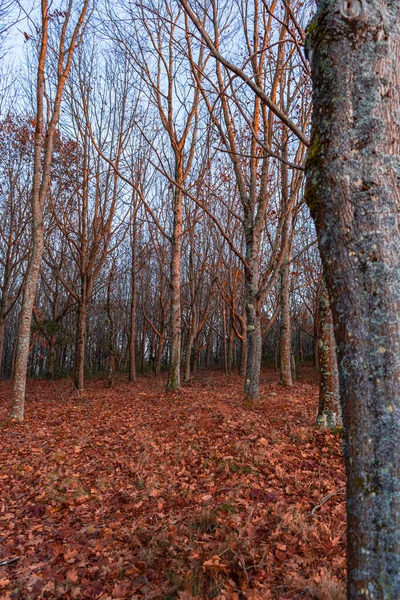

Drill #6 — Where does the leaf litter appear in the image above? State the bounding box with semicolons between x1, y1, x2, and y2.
0;368;345;599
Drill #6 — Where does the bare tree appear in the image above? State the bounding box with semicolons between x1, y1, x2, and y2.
11;0;89;421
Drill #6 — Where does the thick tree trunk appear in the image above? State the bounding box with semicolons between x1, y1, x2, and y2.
306;2;400;596
316;283;340;429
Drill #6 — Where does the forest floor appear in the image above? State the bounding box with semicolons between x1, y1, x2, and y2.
0;368;345;600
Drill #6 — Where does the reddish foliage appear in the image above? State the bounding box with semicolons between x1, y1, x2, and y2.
0;368;345;599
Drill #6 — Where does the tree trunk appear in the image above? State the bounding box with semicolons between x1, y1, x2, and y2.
129;221;137;382
167;163;183;391
11;222;44;420
299;329;304;365
75;294;87;392
280;256;292;386
141;326;146;375
192;339;199;374
279;120;292;387
222;302;228;376
0;316;5;379
107;267;115;389
183;331;195;382
129;281;137;382
11;0;88;420
227;319;235;375
244;264;262;399
239;336;247;377
47;335;56;379
316;283;340;429
290;351;296;382
306;2;400;595
155;333;164;377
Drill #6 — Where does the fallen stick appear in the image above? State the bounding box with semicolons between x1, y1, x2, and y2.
311;487;345;515
0;557;21;567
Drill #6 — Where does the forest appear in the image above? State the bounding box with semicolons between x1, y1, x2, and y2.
0;0;399;599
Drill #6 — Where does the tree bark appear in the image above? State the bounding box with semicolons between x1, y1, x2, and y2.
306;1;400;595
107;265;115;389
244;262;262;399
0;316;5;378
227;321;235;375
75;292;87;392
47;335;56;379
316;282;340;429
167;160;183;391
280;255;292;387
279;122;293;387
129;223;137;382
11;0;88;420
11;4;49;421
183;330;195;382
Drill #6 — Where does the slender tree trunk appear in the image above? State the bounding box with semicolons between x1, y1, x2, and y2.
0;316;6;378
11;0;88;420
155;333;164;376
12;222;44;420
129;273;137;382
11;10;48;421
141;325;146;375
129;221;137;382
290;351;296;381
280;256;292;386
306;2;400;595
280;121;292;387
239;336;247;377
48;335;56;379
167;162;183;391
205;337;211;369
75;292;87;392
192;339;199;374
183;330;195;382
299;329;304;365
227;319;234;375
316;283;340;429
244;262;262;399
107;267;115;389
222;302;228;376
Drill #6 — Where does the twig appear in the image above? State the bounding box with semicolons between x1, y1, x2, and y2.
311;487;345;515
0;556;21;567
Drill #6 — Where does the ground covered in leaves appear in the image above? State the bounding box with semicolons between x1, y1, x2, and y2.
0;368;345;600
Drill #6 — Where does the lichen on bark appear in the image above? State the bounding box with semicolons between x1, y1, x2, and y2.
305;0;400;597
